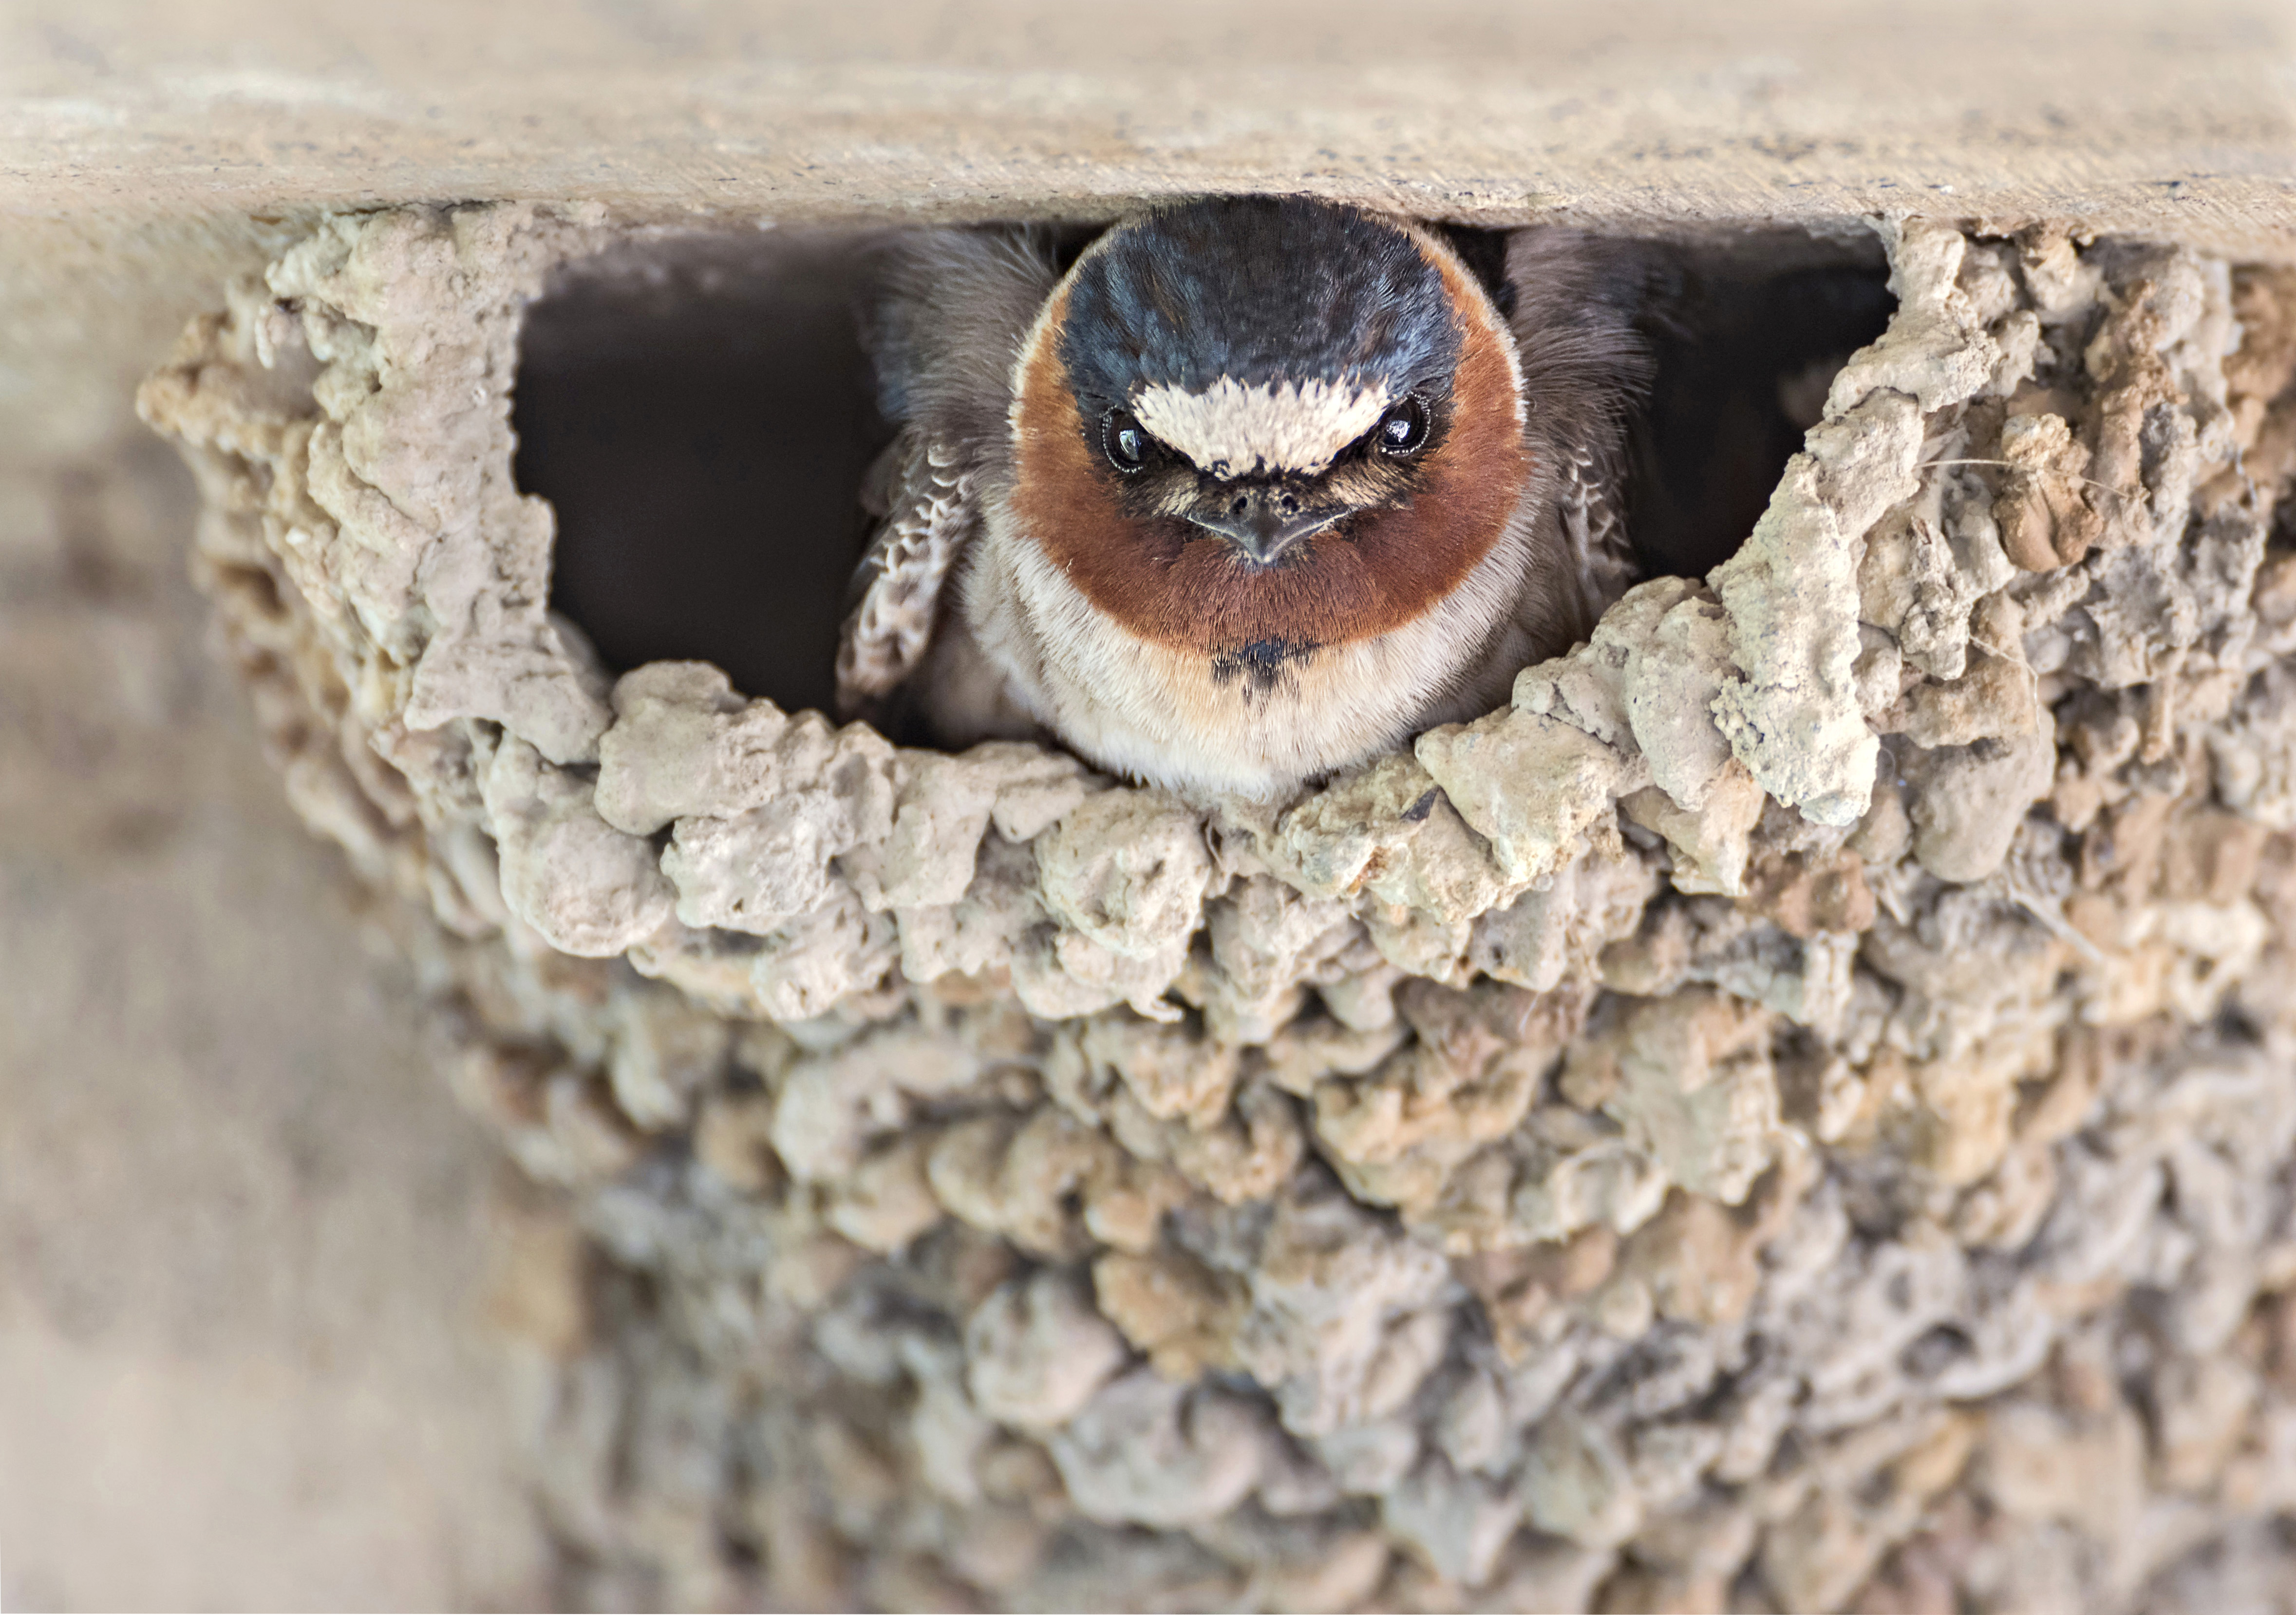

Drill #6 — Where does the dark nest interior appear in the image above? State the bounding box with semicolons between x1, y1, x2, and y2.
514;221;1894;718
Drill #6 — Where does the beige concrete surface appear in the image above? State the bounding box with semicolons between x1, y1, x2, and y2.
0;441;551;1611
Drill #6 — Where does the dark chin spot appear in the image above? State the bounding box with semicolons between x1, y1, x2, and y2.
1210;637;1317;696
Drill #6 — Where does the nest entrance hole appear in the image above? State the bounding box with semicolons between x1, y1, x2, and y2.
1618;229;1896;577
516;221;1893;717
515;229;886;715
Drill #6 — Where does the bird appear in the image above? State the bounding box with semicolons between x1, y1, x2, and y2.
835;195;1655;799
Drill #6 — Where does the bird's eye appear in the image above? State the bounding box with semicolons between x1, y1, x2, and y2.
1103;410;1149;473
1376;395;1430;456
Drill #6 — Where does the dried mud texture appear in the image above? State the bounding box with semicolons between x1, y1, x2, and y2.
143;205;2296;1612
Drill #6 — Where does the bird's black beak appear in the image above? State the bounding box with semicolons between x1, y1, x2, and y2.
1184;482;1352;564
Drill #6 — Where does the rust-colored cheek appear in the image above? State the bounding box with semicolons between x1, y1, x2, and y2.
1010;265;1530;654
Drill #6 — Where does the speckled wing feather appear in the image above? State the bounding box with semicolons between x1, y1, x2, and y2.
835;227;1056;725
1557;432;1640;631
835;430;978;719
1502;226;1658;640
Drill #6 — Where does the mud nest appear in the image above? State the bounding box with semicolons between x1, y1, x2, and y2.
143;203;2296;1613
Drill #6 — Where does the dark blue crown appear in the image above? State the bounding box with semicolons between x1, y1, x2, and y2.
1058;198;1463;414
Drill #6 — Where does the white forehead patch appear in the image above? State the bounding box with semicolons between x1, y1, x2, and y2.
1130;376;1392;478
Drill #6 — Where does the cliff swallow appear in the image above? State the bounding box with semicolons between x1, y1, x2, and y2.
837;196;1652;797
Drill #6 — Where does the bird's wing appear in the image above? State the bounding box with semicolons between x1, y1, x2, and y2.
1555;431;1641;631
1500;226;1657;643
835;428;980;720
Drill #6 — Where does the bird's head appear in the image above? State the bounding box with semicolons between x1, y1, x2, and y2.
1008;197;1531;676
